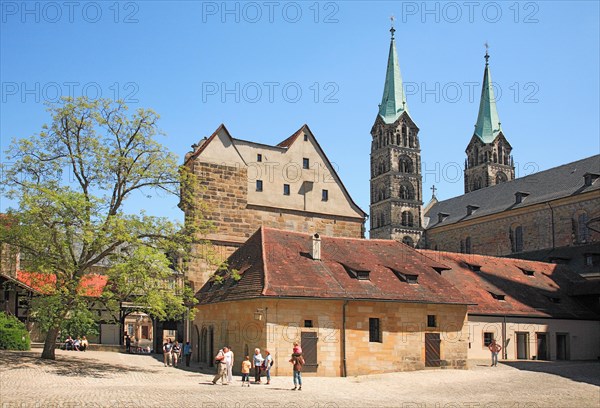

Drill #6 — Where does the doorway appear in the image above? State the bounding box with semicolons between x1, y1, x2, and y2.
425;333;441;367
556;333;569;360
301;331;318;373
516;332;529;360
536;333;548;360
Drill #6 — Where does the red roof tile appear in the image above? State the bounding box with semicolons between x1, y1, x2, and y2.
197;228;470;305
418;250;597;319
16;271;108;297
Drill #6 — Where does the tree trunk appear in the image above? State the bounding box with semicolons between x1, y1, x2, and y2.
41;326;60;360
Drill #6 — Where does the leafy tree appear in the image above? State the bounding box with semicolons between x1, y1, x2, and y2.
1;97;206;359
0;312;30;350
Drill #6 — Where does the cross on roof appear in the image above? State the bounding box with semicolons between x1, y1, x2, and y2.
431;185;437;198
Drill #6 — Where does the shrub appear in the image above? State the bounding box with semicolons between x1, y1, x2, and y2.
0;312;31;350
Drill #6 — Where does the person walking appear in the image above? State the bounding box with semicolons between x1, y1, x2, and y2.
172;341;182;367
125;334;131;353
212;346;229;385
488;339;502;367
184;341;192;367
163;339;173;367
289;353;305;391
252;348;264;384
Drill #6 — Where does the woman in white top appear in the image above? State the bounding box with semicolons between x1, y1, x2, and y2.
224;347;234;383
252;348;264;383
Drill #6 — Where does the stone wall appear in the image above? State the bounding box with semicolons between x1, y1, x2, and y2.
426;193;599;257
184;161;364;290
192;298;468;377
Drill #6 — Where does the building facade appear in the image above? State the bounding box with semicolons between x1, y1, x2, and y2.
370;26;423;246
193;228;470;376
182;124;366;290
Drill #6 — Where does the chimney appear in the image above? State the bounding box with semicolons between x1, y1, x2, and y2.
311;233;321;261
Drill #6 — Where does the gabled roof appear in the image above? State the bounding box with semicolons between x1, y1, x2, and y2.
425;155;600;228
196;227;470;305
418;250;598;319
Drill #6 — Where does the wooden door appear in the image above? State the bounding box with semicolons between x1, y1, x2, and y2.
516;332;529;359
301;331;318;373
536;333;548;360
425;333;441;367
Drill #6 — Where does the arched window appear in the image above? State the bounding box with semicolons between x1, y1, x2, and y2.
460;240;465;253
402;236;414;247
409;135;415;148
378;186;386;201
465;237;472;254
496;172;508;184
399;156;413;173
510;225;524;253
498;144;503;163
402;126;407;146
401;211;414;227
474;177;483;190
399;183;415;200
378;160;386;175
493;152;498;163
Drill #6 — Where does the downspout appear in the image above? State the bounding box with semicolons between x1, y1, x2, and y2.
502;315;507;360
547;202;556;249
342;300;348;377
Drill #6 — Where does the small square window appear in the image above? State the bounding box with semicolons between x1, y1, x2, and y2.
427;315;437;328
304;320;313;328
322;189;329;201
483;332;494;347
304;134;308;141
369;318;381;343
303;158;310;169
283;184;290;195
257;153;262;162
256;180;263;192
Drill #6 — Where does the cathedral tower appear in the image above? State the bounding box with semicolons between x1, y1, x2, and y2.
370;25;423;246
464;49;515;193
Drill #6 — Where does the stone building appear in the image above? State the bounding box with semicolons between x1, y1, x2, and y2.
423;155;600;276
192;227;470;376
370;26;424;246
182;124;367;290
463;50;515;193
420;250;600;361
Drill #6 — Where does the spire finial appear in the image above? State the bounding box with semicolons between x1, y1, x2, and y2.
431;185;437;199
390;15;396;39
484;42;490;64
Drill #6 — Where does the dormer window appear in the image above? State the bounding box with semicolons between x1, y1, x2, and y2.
515;191;530;204
342;264;370;280
583;172;599;187
467;205;479;216
390;268;418;284
466;263;481;272
438;212;449;223
519;267;535;277
489;292;505;301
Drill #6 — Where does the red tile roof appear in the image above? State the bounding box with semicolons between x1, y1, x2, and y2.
15;271;108;297
197;227;470;305
418;250;597;319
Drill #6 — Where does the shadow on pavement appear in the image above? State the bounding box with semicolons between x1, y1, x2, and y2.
503;360;600;386
0;351;160;378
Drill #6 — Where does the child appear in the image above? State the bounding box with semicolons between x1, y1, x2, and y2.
292;342;302;357
241;356;252;387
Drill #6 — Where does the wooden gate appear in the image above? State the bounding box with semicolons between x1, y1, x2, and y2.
301;331;318;373
425;333;441;367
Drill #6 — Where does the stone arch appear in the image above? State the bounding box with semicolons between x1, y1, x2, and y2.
402;236;414;247
399;182;415;200
496;171;508;184
399;155;413;173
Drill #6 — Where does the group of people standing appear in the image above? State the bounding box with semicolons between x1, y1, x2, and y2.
212;341;305;391
162;338;192;367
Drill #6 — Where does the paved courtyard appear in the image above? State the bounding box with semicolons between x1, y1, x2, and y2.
1;348;598;408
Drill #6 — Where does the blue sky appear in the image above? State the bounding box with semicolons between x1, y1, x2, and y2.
1;1;599;225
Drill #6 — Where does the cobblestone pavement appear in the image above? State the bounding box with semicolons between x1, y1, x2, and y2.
1;349;599;408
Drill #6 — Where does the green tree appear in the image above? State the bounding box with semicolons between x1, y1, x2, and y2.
1;97;205;359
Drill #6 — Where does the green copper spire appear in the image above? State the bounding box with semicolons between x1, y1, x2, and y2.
474;47;502;143
378;22;408;124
